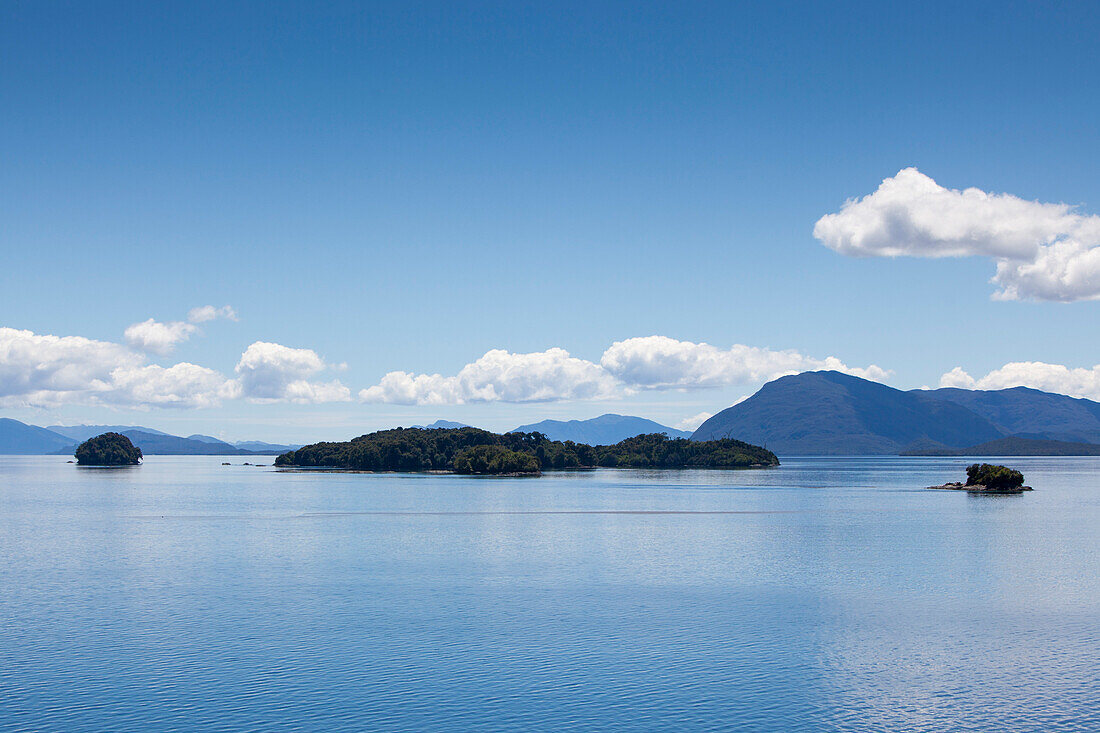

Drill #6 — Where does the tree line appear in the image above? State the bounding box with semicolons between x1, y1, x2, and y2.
274;427;778;474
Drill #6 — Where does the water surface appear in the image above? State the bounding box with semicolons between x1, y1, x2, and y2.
1;456;1098;731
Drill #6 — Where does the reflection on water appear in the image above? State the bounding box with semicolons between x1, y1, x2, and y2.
0;455;1098;731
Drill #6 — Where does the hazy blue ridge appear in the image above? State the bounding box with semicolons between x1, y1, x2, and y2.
44;431;286;456
918;386;1100;444
46;424;170;442
409;420;471;430
233;440;303;452
116;431;278;455
512;414;691;444
901;436;1100;456
0;419;76;454
4;421;294;456
694;371;1100;455
187;434;234;446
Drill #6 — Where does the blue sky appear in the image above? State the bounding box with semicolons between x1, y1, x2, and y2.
3;1;1100;442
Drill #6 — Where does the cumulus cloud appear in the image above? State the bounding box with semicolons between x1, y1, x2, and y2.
360;348;620;405
814;167;1100;301
675;412;713;432
0;327;233;409
0;326;346;408
105;363;238;408
939;362;1100;400
600;336;891;388
188;305;238;323
234;341;351;403
124;305;237;355
360;338;888;405
124;319;199;355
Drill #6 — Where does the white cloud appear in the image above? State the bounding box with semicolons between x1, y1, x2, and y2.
360;348;620;405
939;362;1100;400
124;305;237;355
360;338;888;405
600;336;891;389
938;366;976;389
105;363;238;408
0;327;233;409
234;341;351;403
1;327;346;409
814;167;1100;301
675;411;713;431
188;305;238;323
124;319;198;355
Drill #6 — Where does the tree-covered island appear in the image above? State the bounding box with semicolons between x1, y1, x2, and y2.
274;427;778;475
75;432;143;466
929;463;1031;493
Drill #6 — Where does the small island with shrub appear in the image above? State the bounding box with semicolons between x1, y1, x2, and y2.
929;463;1032;494
75;432;143;466
274;427;778;475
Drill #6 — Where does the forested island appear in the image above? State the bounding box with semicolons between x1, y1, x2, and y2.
274;427;778;474
75;432;143;466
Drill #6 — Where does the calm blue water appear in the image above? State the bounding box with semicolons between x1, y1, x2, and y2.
1;455;1098;731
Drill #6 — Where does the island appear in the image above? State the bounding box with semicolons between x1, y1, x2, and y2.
274;427;779;474
929;463;1032;494
75;432;143;466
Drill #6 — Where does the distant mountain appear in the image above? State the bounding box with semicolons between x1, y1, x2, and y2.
693;371;1005;454
187;434;232;445
512;414;692;444
901;436;1100;457
47;424;169;442
5;420;297;455
233;440;302;452
409;420;470;430
0;419;76;454
115;431;274;455
693;371;1100;455
921;386;1100;444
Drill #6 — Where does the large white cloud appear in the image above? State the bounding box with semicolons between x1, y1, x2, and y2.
814;168;1100;301
0;326;348;408
600;336;891;388
360;338;888;405
234;341;351;403
124;319;198;355
0;327;232;408
105;363;239;408
939;361;1100;400
360;348;620;405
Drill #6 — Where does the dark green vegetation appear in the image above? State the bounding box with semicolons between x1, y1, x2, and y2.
966;463;1025;490
590;433;777;468
902;436;1100;456
453;445;541;475
75;432;143;466
274;427;778;474
693;371;1100;455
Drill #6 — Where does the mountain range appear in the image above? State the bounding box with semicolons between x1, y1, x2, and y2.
8;376;1099;457
512;414;692;444
693;370;1100;455
0;420;302;455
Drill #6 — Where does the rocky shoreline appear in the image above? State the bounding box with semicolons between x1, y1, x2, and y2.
927;482;1033;494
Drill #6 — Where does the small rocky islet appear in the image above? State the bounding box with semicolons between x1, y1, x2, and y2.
929;463;1032;494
